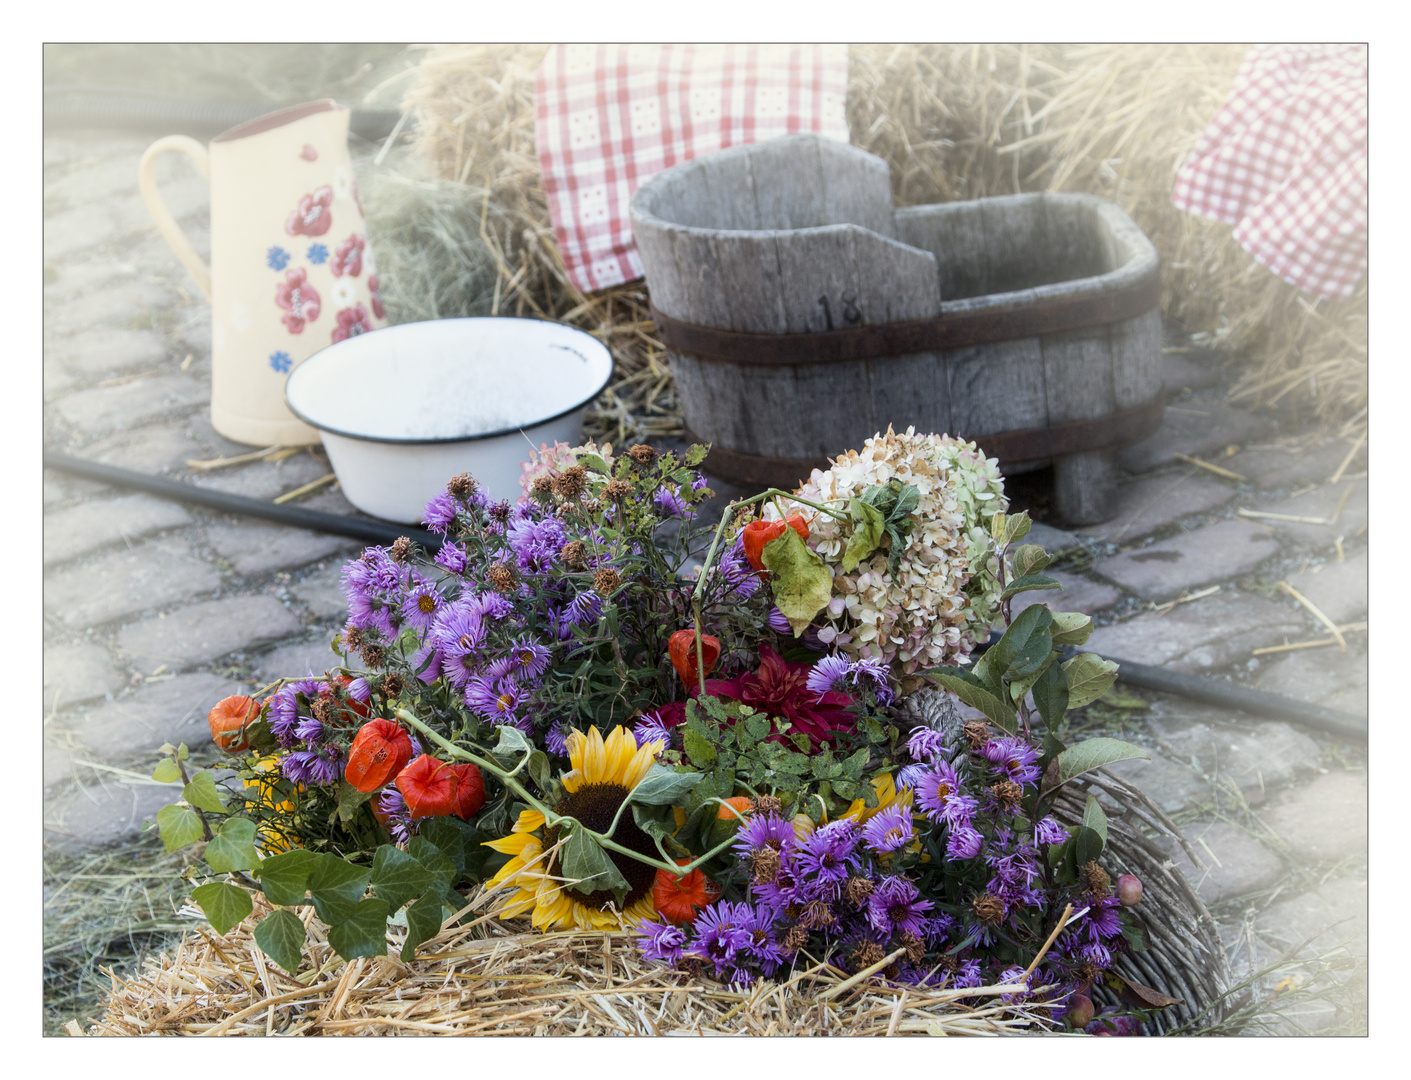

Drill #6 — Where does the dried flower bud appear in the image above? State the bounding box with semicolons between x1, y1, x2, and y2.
972;892;1006;926
381;672;405;698
603;478;631;500
447;473;477;498
801;900;834;930
487;563;516;593
850;941;886;971
362;644;386;668
488;501;511;524
561;540;587;570
843;876;875;907
749;846;781;886
343;626;365;652
900;932;926;964
750;794;783;816
628;444;656;465
389;536;413;563
1081;861;1112;901
531;476;554;498
553;465;587;500
781;925;809;953
310;696;334;724
962;720;990;750
593;566;621;597
990;779;1025;811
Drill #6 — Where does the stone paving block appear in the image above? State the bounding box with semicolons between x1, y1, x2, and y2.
117;594;303;670
83;424;207;475
45;151;148;208
43;641;127;710
50;671;244;767
43;257;142;302
1101;751;1213;816
191;453;331;501
1010;569;1122;617
44;777;177;854
1247;479;1368;548
43;493;193;566
1115;400;1272;474
1164;822;1286;905
1082;591;1305;672
51;328;167;378
1258;769;1367;864
1282;549;1367;625
44;202;122;262
1145;703;1321;803
1025;521;1083;554
205;518;360;576
1091;519;1282;602
44;540;222;628
257;635;342;681
45;276;177;337
1229;440;1361;489
51;373;207;433
1081;471;1236;544
1254;646;1367;717
44;365;73;400
291;561;352;621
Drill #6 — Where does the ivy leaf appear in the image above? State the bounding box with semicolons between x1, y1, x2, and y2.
205;817;261;874
999;574;1062;602
1049;611;1095;647
335;781;374;824
156;804;205;853
1031;657;1070;730
417;817;486;878
408;836;459;904
1044;737;1150;795
182;771;228;814
151;759;182;784
1011;544;1051;578
253;908;306;974
401;890;445;962
370;844;435;912
631;802;676;841
306;854;372;925
559;823;630;904
191;881;253;936
930;672;1017;735
762;526;834;636
489;724;533;768
842;498;886;572
1062;653;1121;709
254;849;319;906
628;764;703;806
326;898;390;961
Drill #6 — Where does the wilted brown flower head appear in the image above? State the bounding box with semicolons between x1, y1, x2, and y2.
447;473;477;498
900;932;926;964
603;478;631;500
850;941;886;971
381;672;406;699
553;465;587;500
990;779;1025;811
362;644;386;668
531;476;554;498
561;540;587;570
781;925;809;953
751;794;783;816
628;444;656;465
749;846;781;886
389;536;413;563
487;563;516;593
343;626;365;652
593;567;621;597
1081;860;1112;901
973;892;1006;926
844;876;875;907
962;721;991;750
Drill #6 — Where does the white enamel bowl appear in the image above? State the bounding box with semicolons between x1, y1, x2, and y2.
284;318;614;523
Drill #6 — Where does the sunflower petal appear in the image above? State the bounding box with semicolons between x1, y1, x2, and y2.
620;744;659;792
560;769;583;793
512;809;546;833
483;831;538;856
581;725;607;784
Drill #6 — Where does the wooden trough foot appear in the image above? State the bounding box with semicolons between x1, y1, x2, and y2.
1053;450;1119;526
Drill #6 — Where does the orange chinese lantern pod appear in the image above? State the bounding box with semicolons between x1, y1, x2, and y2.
344;719;415;793
394;754;459;819
741;514;811;574
716;796;753;820
668;629;720;686
652;858;715;925
208;695;261;752
446;762;487;819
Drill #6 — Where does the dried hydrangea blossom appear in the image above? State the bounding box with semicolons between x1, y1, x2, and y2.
764;426;1007;676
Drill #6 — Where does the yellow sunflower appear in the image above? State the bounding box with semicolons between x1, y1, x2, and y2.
245;754;303;853
482;725;666;931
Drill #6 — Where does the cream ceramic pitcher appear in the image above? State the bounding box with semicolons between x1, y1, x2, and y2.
139;99;387;446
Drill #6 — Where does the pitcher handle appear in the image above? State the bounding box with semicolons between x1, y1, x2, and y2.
139;136;212;300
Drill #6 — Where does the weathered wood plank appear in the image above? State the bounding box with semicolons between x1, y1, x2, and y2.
816;137;897;238
946;330;1049;443
1110;309;1164;409
894;201;988;300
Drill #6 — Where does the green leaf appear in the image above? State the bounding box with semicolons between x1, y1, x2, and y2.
762;526;833;636
1047;737;1150;792
177;743;189;760
407;838;458;907
401;890;445;962
559;823;630;903
182;771;228;814
254;849;319;906
580;452;611;474
489;723;533;768
156;804;205;853
527;751;554;795
682;727;717;768
1000;574;1062;602
683;444;708;468
326;898;390;961
888;483;920;522
842;499;885;572
931;673;1017;735
417;817;486;878
1062;653;1121;709
151;759;182;784
629;763;703;806
1075;825;1104;867
1031;657;1070;729
1049;611;1095;647
990;510;1031;548
306;855;372;925
205;817;261;873
191;881;253;936
253;908;306;974
336;781;374;824
991;604;1054;682
1011;544;1051;578
631;803;676;841
1082;794;1109;851
370;844;435;912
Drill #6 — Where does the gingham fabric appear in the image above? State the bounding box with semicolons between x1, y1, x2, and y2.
534;44;850;295
1171;44;1367;300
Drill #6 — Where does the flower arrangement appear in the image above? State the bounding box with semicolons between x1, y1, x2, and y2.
149;432;1173;1034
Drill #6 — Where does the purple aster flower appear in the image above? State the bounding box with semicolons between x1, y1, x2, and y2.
1034;815;1069;846
507;637;552;681
998;965;1033;1004
861;805;914;854
1074;942;1113;969
282;747;342;787
767;606;793;636
377;788;417;845
652;484;695;520
922;912;955;946
485;655;519;683
895;763;930;793
849;656;895;706
633;711;674;751
432;542;468;575
293;715;324;744
399;576;444;635
905;725;948;762
346;677;372;703
690;902;752;976
690;472;709;493
718;537;761;599
868;875;934;937
565;589;603;628
952;958;984;989
737;904;786;976
472;591;514;621
734;813;797;858
806;654;851;700
507;514;567;574
464;676;521;726
543;721;573;758
422;490;459;534
637;918;689;966
913;760;973;826
986;848;1040;891
752;858;814;910
432;602;487;686
268;685;302;745
1082;896;1123;944
946;824;984;860
794;821;859;886
982;736;1042;787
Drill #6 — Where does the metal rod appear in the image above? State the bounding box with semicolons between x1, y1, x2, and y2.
44;452;442;551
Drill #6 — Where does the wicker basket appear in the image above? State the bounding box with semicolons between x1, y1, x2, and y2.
896;689;1237;1035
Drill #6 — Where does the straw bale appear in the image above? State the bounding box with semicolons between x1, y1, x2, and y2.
85;891;1055;1036
399;43;1363;441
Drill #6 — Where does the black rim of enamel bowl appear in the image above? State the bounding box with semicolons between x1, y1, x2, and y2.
283;317;617;446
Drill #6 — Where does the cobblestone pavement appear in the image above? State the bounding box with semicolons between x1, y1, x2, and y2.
43;131;1368;1034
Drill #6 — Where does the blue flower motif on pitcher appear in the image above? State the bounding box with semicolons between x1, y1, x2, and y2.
269;350;293;374
306;242;329;266
266;246;291;271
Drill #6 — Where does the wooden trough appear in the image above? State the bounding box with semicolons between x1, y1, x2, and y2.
630;134;1164;524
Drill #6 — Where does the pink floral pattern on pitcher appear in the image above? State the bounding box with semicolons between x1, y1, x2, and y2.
331;233;366;278
332;302;373;343
368;274;385;320
285;186;334;237
275;268;322;334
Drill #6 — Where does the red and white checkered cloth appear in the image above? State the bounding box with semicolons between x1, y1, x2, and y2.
535;44;850;295
1172;44;1367;300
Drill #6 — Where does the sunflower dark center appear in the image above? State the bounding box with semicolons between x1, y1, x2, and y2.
543;783;657;910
